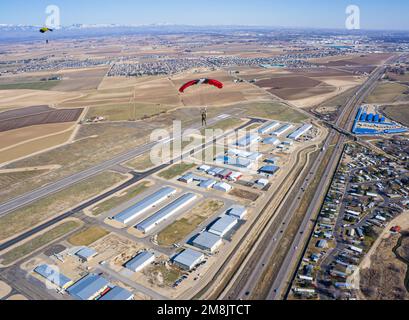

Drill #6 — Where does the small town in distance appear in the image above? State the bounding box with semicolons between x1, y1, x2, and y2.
0;1;409;305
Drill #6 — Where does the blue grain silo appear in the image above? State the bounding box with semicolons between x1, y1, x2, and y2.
367;114;374;122
374;114;380;122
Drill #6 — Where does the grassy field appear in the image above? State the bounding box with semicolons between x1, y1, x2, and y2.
201;118;244;135
157;162;197;180
0;221;80;265
0;81;60;91
381;104;409;127
0;171;125;241
241;102;309;122
90;181;151;216
68;226;109;246
366;82;409;104
0;170;47;190
147;264;184;286
86;103;173;121
126;153;155;172
157;200;224;246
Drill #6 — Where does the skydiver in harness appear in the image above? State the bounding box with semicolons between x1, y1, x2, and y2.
201;107;208;127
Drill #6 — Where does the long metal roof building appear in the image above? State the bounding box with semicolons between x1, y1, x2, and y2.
67;274;110;300
34;264;73;289
258;121;280;134
271;124;294;136
136;193;197;233
288;124;313;140
125;251;155;272
113;187;177;224
208;215;238;237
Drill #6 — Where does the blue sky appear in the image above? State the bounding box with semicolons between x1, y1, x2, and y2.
1;0;408;30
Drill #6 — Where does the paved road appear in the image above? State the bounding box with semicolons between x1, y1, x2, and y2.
0;114;232;218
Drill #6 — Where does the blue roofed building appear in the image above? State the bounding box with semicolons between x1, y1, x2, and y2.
34;264;73;289
67;274;110;300
99;286;134;301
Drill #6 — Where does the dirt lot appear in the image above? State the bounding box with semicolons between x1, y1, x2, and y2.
156;199;224;247
230;188;260;202
67;226;110;246
52;67;109;92
381;104;409;127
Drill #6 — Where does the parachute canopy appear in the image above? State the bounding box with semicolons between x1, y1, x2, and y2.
39;27;53;33
179;78;224;93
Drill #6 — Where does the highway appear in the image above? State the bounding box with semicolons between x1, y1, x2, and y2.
267;59;394;300
0;117;264;252
0;114;232;218
220;57;393;300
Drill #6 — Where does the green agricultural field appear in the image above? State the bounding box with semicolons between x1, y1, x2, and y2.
241;101;308;122
90;181;151;216
1;221;80;265
68;226;109;246
366;82;409;104
0;171;125;241
157;200;224;246
0;81;60;91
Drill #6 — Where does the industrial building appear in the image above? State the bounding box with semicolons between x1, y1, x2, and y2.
258;121;280;134
173;248;205;270
199;179;217;190
263;137;281;146
75;247;98;262
236;134;260;147
125;251;155;272
288;124;313;140
208;215;238;237
213;182;233;193
34;264;73;290
99;286;134;301
192;232;223;253
113;187;177;224
136;193;197;233
258;165;280;176
215;155;253;169
67;274;111;300
226;205;248;219
271;124;294;136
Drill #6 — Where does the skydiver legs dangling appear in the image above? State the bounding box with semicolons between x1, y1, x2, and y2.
201;107;208;127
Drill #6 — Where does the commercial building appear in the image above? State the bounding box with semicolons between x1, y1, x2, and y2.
75;247;98;262
173;249;205;271
215;155;253;169
208;215;238;237
99;286;134;301
226;205;248;219
199;179;217;190
213;182;233;193
288;124;313;140
125;251;155;272
258;121;280;135
192;232;223;253
34;264;73;289
271;124;294;136
227;171;242;182
258;165;280;176
67;274;110;300
136;193;197;233
263;137;281;146
113;187;177;224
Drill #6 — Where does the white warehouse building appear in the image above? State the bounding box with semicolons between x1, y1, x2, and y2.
271;124;294;136
288;124;313;140
208;215;238;237
173;249;205;271
226;205;248;219
113;187;176;224
258;121;280;135
192;232;223;253
136;193;197;233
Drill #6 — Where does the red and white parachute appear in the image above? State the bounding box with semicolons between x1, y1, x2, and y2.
179;78;224;93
